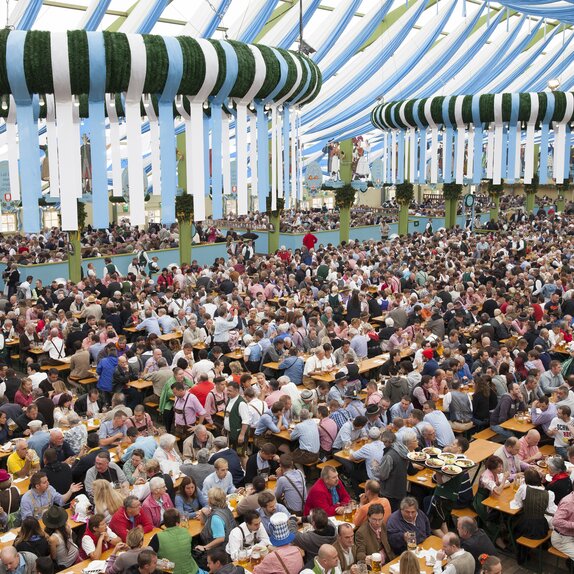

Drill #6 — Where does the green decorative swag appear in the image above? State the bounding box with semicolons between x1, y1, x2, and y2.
334;185;356;209
395;181;414;205
442;182;463;201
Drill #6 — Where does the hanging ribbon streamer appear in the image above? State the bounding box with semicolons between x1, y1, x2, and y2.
249;110;258;203
486;126;495;180
454;95;466;184
466;124;474;179
186;39;219;222
255;102;268;213
424;98;439;183
125;35;147;226
236;104;249;214
276;108;283;200
409;128;417;183
554;92;574;184
222;112;231;198
524;92;539;183
412;103;426;184
539;91;555;184
5;96;20;202
397;131;405;184
87;31;108;228
492;93;504;184
506;93;520;183
471;94;483;184
442;97;454;183
282;105;290;203
564;124;571;182
290;109;296;207
45;94;60;199
297;111;303;202
142;95;161;196
270;106;277;210
106;94;123;198
211;41;238;220
6;30;41;231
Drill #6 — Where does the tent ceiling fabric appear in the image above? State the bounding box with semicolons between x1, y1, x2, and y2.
5;0;574;167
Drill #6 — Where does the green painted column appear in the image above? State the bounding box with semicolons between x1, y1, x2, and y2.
525;192;536;213
339;207;351;243
268;213;280;253
68;231;82;284
557;196;566;213
445;198;458;229
177;132;192;266
490;195;500;222
178;219;192;265
339;139;354;244
398;203;409;236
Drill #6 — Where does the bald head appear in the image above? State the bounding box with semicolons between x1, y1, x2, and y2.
317;544;339;569
1;547;19;570
526;429;541;446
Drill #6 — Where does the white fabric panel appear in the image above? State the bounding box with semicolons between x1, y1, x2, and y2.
524;93;539;183
45;94;60;199
106;94;123;198
6;97;20;202
143;96;161;196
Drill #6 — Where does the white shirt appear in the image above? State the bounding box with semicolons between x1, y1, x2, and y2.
81;526;116;557
43;337;66;361
511;484;556;525
433;549;469;574
29;371;48;391
225;523;270;560
246;398;266;427
549;416;574;447
87;398;100;415
442;391;472;413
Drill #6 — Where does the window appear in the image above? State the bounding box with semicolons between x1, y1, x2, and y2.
43;210;60;229
146;208;161;224
0;214;17;233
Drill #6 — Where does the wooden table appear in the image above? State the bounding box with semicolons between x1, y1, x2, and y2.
333;438;370;462
407;467;436;489
159;331;183;342
28;347;46;356
128;379;154;391
482;484;520;551
311;354;391;383
381;535;443;574
500;417;535;434
465;439;500;464
225;349;244;360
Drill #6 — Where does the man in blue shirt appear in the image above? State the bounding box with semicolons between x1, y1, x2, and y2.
253;402;288;450
99;410;128;447
20;471;81;520
256;491;296;535
121;427;157;462
290;409;320;465
278;348;305;386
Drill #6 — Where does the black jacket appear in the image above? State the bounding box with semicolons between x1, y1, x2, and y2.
74;393;105;417
71;447;107;481
461;529;497;574
44;461;73;495
244;453;279;485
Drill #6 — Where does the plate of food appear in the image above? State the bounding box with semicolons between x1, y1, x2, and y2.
408;452;429;462
441;464;463;475
537;459;548;469
422;447;442;456
438;453;458;463
454;458;475;468
426;458;443;468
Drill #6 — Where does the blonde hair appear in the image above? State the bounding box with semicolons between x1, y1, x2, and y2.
207;487;227;508
229;361;243;374
399;551;420;574
52;380;68;395
92;479;124;517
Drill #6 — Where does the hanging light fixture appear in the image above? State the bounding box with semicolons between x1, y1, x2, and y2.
548;79;561;91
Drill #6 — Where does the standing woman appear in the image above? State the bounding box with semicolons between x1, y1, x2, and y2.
345;290;362;322
472;375;497;430
43;506;80;569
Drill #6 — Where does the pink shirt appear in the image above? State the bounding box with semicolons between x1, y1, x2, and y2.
553;491;574;536
265;390;288;408
252;545;303;574
518;436;539;462
318;418;338;452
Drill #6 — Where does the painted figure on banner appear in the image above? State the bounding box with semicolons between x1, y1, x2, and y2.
354;138;370;180
81;134;92;195
324;141;341;180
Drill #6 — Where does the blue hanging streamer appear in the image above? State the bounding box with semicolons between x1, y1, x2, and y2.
397;131;405;184
87;32;108;229
210;41;238;221
442;96;454;183
15;0;43;30
539;92;555;184
412;102;426;184
6;30;41;232
158;36;183;225
471;94;483;184
565;124;571;181
506;93;520;183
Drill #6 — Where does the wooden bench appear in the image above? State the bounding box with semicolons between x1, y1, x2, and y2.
540;445;556;456
451;508;478;520
41;363;70;372
78;377;97;386
317;460;342;470
472;428;497;441
144;399;160;409
359;482;366;490
517;533;551;573
548;544;573;574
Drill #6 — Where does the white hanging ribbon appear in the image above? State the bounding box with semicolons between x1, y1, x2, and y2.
524;93;539;184
297;110;303;202
409;128;416;183
142;95;161;196
222;111;231;197
5;97;20;201
493;93;504;184
454;95;466;184
391;130;397;183
106;94;123;198
51;32;81;230
515;125;522;181
249;110;258;199
290;109;297;207
486;127;495;180
553;92;574;184
466;124;474;179
125;35;147;226
45;94;60;199
277;108;283;200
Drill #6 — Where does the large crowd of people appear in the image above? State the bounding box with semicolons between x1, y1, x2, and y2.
0;209;573;572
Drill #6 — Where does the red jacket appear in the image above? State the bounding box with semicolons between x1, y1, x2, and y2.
302;233;318;250
303;478;350;517
109;507;154;541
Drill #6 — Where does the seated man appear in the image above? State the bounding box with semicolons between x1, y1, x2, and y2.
517;429;543;464
98;410;128;447
85;450;129;496
109;495;154;542
303;465;351;517
386;497;431;554
244;443;279;484
456;516;496;574
256;491;296;535
225;509;270;561
20;471;81;519
7;439;37;478
355;503;395;563
202;459;236;497
293;508;337;565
